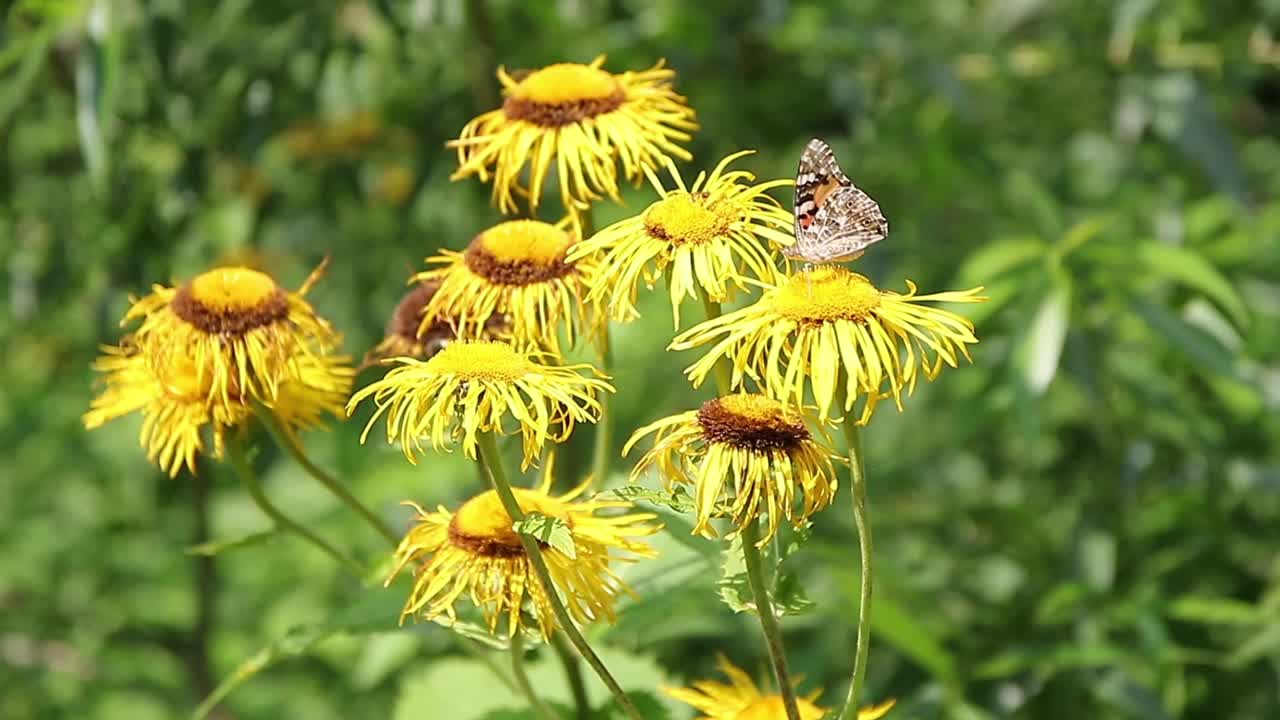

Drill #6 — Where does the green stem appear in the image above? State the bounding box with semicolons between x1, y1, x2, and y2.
510;632;562;720
225;438;364;577
590;326;614;484
837;419;873;720
253;405;399;548
740;518;802;720
552;633;591;720
696;288;734;394
475;433;643;720
696;290;797;719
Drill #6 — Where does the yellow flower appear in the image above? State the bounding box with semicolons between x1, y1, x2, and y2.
450;56;697;222
85;346;352;477
415;220;599;356
348;341;612;469
673;266;986;423
386;464;661;638
271;353;355;433
664;656;896;720
624;394;837;545
567;151;792;327
123;263;346;414
83;347;249;477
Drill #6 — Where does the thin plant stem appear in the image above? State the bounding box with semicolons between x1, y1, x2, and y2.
253;405;399;547
695;288;734;394
552;633;591;720
474;432;643;720
740;518;803;720
188;468;218;705
590;326;614;484
225;438;364;577
837;416;874;720
697;289;799;720
510;632;562;720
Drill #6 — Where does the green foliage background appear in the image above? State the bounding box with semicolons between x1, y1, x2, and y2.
4;1;1280;718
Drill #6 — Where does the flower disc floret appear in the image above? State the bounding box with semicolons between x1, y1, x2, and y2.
567;151;792;327
450;56;697;226
416;220;600;356
386;468;660;638
126;263;344;413
348;341;612;469
625;393;838;544
673;266;986;423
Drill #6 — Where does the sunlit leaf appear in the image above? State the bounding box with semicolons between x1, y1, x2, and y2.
513;512;576;559
184;529;278;556
597;485;695;514
1168;595;1262;626
1138;242;1249;327
1016;272;1071;394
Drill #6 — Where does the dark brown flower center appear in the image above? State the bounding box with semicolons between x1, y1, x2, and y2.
464;238;575;286
172;283;289;336
388;282;446;342
696;396;810;451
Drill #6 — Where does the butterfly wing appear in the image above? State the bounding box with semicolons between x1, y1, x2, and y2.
789;137;887;263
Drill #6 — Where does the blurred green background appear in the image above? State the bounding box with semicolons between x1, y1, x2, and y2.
4;1;1280;718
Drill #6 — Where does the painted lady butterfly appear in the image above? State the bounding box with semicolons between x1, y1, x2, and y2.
787;138;888;264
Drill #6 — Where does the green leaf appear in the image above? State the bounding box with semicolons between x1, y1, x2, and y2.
1004;170;1064;237
513;512;576;559
428;615;514;651
597;484;695;514
593;691;673;719
871;593;959;682
184;529;278;556
717;535;753;614
1016;272;1071;394
1227;623;1280;668
772;570;816;616
1131;298;1238;378
955;236;1045;287
1168;595;1262;626
1138;242;1249;327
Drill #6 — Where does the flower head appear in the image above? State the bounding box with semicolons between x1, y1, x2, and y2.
450;56;697;224
83;347;248;477
673;266;986;423
348;341;612;468
386;464;661;638
624;394;837;544
124;263;345;413
664;656;896;720
362;280;507;367
567;152;791;326
415;220;600;356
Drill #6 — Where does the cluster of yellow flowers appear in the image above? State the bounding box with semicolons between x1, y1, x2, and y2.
87;55;987;720
84;261;353;476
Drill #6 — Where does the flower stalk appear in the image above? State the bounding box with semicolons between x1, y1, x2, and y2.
552;633;591;720
225;437;364;577
253;404;399;547
837;394;874;720
697;289;801;720
474;432;643;720
510;632;562;720
740;518;803;720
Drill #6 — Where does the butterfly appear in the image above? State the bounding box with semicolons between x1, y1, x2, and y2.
786;137;888;264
